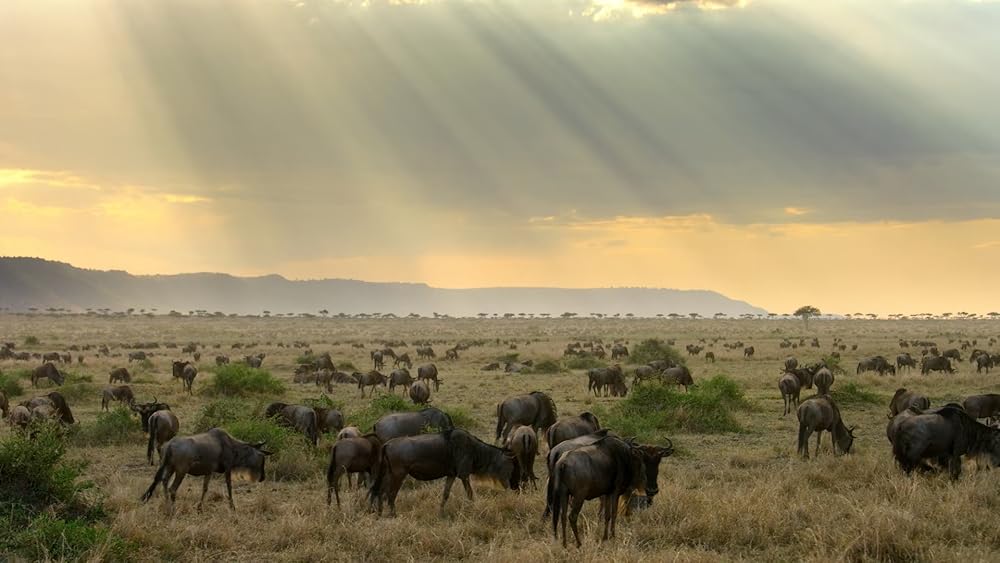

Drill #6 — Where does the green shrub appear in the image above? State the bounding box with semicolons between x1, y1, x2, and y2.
208;364;285;396
72;407;142;447
822;355;845;374
629;339;686;366
337;361;357;372
604;376;751;440
303;394;345;411
532;359;562;374
349;393;417;432
226;418;292;453
441;406;479;430
23;335;40;346
0;372;24;397
295;353;315;365
56;382;99;403
564;355;607;370
195;398;257;431
831;382;881;406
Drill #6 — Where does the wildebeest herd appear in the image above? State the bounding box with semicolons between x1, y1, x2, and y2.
4;328;1000;553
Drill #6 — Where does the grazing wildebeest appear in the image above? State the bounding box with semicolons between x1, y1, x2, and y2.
132;399;171;432
42;352;61;363
371;350;384;371
311;369;332;389
633;365;657;386
245;353;265;368
551;436;672;548
215;355;230;366
975;354;994;374
778;373;801;417
896;353;917;373
409;380;431;405
314;407;345;435
508;425;539;490
495;391;558;445
357;370;387;397
610;344;629;361
265;402;319;446
587;365;627;396
784;357;799;372
109;367;131;384
893;406;1000;479
796;395;855;459
417;346;435;360
31;362;65;387
388;368;413;393
327;433;383;507
394;353;412;369
546;412;602;449
147;409;180;465
743;346;755;359
963;394;1000;423
921;355;954;375
337;426;362;440
445;348;459;360
101;385;135;411
22;391;75;424
814;367;834;395
128;351;147;363
661;366;694;392
9;404;31;429
171;361;197;393
704;351;715;363
888;388;931;418
369;428;519;517
857;356;893;375
373;408;454;442
941;348;963;363
417;363;440;391
140;428;271;511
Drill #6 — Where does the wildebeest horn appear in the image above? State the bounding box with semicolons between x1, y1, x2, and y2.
848;426;857;435
661;438;674;452
251;441;267;449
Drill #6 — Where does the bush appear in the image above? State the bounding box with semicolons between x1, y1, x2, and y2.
0;372;24;397
303;394;345;411
295;353;315;365
226;418;292;453
564;355;607;370
72;407;143;446
604;375;751;439
337;361;357;372
208;364;285;396
441;406;479;430
135;358;154;371
196;398;257;432
349;393;417;432
629;339;686;367
23;335;40;346
831;382;881;406
532;359;563;374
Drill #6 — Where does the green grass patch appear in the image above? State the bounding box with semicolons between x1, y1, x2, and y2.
348;393;417;432
72;407;143;447
0;372;24;397
441;406;478;430
564;355;607;370
496;352;520;364
207;364;285;396
195;398;258;431
629;339;686;367
336;361;357;372
23;335;40;346
302;394;345;411
532;359;563;374
831;382;882;406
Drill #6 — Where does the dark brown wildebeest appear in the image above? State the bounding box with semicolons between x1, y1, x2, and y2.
796;395;855;458
409;380;431;405
416;346;435;360
778;373;801;417
704;351;715;363
743;346;755;359
60;353;71;364
896;353;917;373
140;428;271;511
370;350;384;371
357;370;387;397
215;355;230;366
337;426;362;441
373;408;453;442
975;354;994;374
245;353;265;369
888;388;930;418
265;402;319;446
508;425;539;490
388;368;413;393
586;366;624;397
171;361;197;393
0;390;8;419
921;355;954;375
327;433;383;507
963;394;1000;423
42;352;61;363
857;356;893;375
128;351;147;363
495;391;558;445
661;366;694;392
417;363;440;391
632;365;657;386
546;412;601;449
31;362;65;387
941;348;963;363
368;428;519;517
147;409;180;465
610;344;629;361
784;357;799;372
814;367;834;395
22;391;75;424
314;407;345;435
101;385;135;411
444;348;459;361
394;353;412;369
893;406;1000;479
132;399;170;432
109;367;131;384
551;436;671;548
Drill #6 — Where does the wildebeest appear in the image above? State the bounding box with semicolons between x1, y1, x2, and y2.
417;363;440;391
171;361;197;393
388;368;413;393
416;346;435;360
796;395;855;458
326;433;383;507
101;385;135;411
941;348;963;363
888;388;930;418
813;367;834;395
42;352;61;363
373;407;454;442
610;344;629;361
921;355;954;375
21;391;74;425
445;348;459;360
0;390;7;418
661;366;693;392
892;406;1000;479
245;353;265;368
371;350;384;371
507;424;540;490
128;351;148;363
314;407;345;435
587;366;627;396
357;370;387;397
140;428;271;511
368;428;519;517
784;357;799;371
632;365;657;386
551;436;671;548
147;409;180;465
704;351;715;363
896;353;917;373
546;412;601;449
744;346;755;359
265;402;319;446
132;399;171;432
9;405;31;429
778;373;801;417
963;394;1000;423
109;367;131;384
495;391;558;444
215;355;230;366
31;362;65;387
394;353;412;369
857;356;893;376
975;354;994;374
409;380;431;405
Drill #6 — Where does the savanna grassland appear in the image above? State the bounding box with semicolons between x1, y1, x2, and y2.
2;315;1000;563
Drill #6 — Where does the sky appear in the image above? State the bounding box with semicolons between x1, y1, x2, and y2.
1;0;999;315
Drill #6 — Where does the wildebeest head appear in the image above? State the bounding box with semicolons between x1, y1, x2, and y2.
131;399;169;432
980;430;1000;468
504;449;521;490
837;425;857;454
234;441;272;482
633;440;674;498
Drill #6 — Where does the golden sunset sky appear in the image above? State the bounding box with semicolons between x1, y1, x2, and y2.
2;0;999;315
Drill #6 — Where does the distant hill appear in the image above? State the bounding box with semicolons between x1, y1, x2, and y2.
0;257;768;317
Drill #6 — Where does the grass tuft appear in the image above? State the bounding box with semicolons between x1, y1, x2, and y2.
629;338;686;366
831;382;882;406
207;364;285;396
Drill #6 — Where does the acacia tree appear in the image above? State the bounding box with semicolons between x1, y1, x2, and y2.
794;305;820;329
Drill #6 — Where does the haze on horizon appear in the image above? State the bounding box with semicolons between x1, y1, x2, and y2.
2;0;999;316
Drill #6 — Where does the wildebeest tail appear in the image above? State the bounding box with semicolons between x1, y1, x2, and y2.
141;448;171;502
551;461;567;539
797;423;809;456
367;446;390;505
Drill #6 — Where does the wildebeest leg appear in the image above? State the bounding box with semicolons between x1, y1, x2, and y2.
386;473;404;517
815;431;823;458
329;466;343;507
608;493;621;540
569;495;585;548
461;477;474;501
168;471;186;510
440;476;457;515
225;471;235;510
948;455;962;480
197;474;211;511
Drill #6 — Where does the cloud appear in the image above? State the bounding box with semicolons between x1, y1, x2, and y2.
578;0;748;20
784;207;811;216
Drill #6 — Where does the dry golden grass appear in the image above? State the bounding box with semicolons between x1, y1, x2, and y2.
2;315;1000;562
